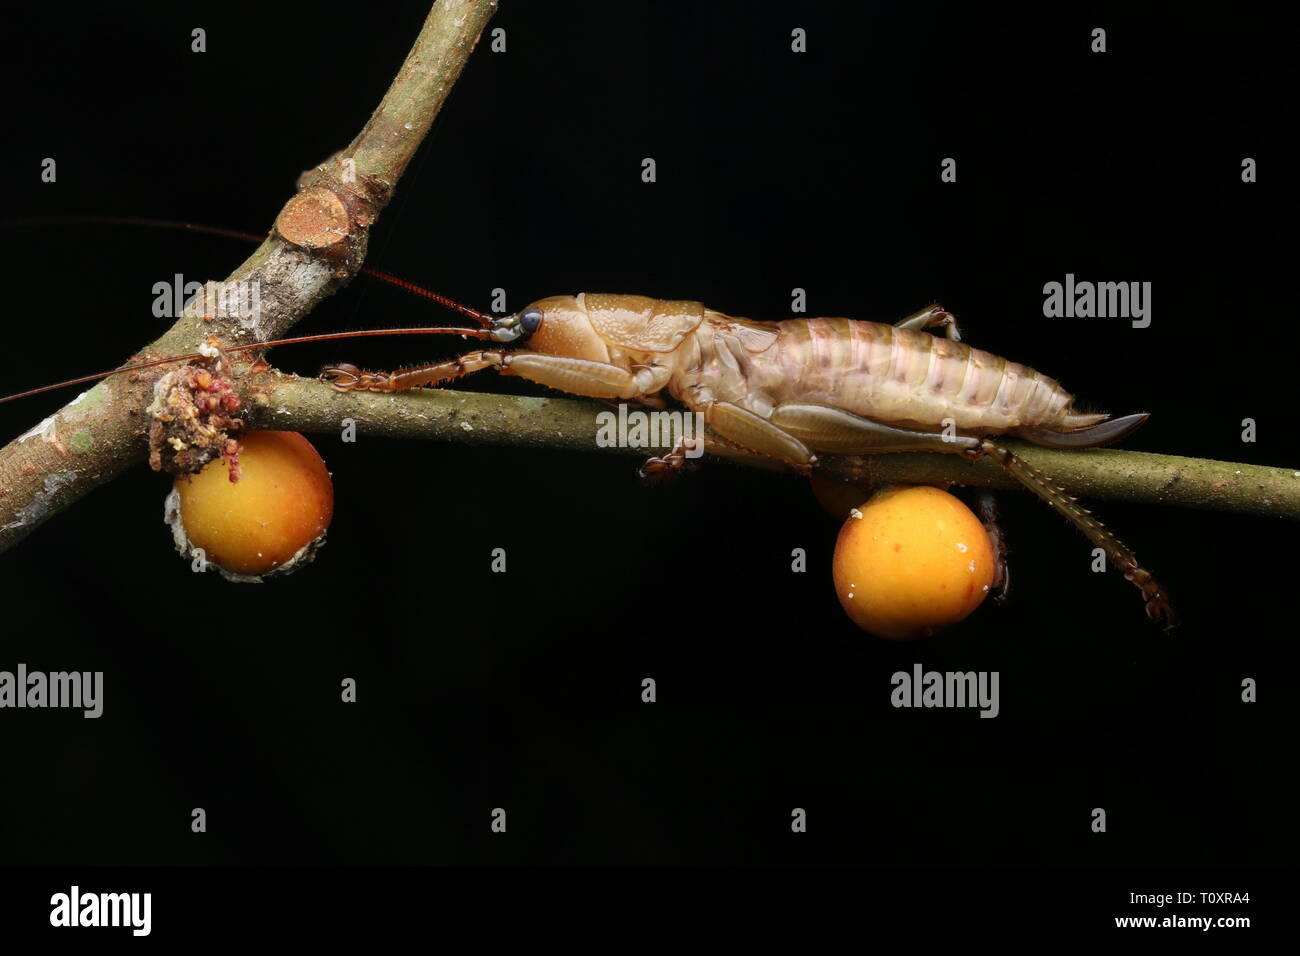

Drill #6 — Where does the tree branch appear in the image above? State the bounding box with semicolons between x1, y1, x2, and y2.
251;377;1300;521
0;0;497;555
2;0;1292;559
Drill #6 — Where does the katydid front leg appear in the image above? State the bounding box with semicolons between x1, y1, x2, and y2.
324;350;693;479
322;350;672;399
321;352;501;392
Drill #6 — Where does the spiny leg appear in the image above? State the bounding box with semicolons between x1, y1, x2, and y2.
323;350;672;399
321;352;501;391
975;440;1175;629
894;303;962;341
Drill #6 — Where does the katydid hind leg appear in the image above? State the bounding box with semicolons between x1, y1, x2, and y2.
769;403;982;456
766;401;1173;626
693;401;819;473
976;440;1176;628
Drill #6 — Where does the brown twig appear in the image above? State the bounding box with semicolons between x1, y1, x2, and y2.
249;376;1300;522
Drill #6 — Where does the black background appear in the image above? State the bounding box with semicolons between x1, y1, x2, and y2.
0;0;1293;893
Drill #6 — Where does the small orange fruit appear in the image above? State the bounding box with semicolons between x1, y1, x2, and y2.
168;430;333;578
832;485;995;639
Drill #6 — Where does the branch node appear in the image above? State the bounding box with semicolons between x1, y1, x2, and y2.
275;185;354;251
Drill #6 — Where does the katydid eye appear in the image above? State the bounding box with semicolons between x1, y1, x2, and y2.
521;308;543;333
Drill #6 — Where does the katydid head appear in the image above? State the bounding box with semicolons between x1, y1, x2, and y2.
499;295;612;362
484;306;542;343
